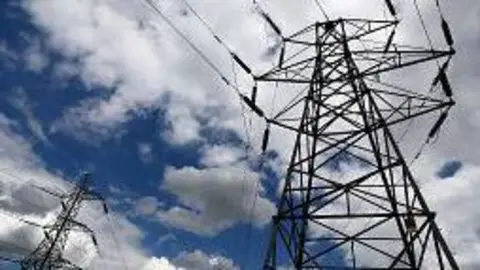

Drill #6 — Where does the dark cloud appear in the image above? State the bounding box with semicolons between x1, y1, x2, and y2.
436;160;463;179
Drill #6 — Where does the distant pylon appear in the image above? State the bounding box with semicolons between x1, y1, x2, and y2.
254;18;459;269
20;172;108;270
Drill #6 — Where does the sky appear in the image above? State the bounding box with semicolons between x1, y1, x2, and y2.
0;0;479;269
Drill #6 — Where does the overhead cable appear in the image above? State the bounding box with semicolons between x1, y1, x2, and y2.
106;215;129;270
143;0;271;125
428;111;448;139
314;0;330;20
179;0;254;75
142;0;238;92
412;0;435;51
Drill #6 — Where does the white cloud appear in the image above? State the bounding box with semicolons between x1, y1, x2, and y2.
23;40;49;73
141;257;180;270
174;250;239;270
16;0;480;267
163;104;202;145
0;116;72;261
8;87;49;144
133;196;162;216
157;233;176;245
21;0;274;145
417;160;480;269
0;112;241;269
157;164;276;236
0;113;43;167
199;144;244;167
138;142;154;164
0;114;178;269
140;250;240;270
22;0;237;144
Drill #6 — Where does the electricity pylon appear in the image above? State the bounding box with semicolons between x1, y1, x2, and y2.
20;172;108;270
253;18;458;269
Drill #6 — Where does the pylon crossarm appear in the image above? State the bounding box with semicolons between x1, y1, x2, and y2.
254;48;452;84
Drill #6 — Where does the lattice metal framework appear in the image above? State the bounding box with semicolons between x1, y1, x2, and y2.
258;19;458;269
20;173;107;270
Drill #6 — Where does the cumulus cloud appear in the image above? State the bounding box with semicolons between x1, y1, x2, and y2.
140;250;239;270
133;196;163;216
174;249;239;270
199;144;244;167
163;104;203;145
0;114;207;270
0;115;73;261
23;0;254;145
417;160;480;269
14;0;480;267
157;164;276;236
141;257;179;270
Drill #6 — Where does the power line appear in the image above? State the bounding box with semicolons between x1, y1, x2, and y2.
179;0;232;54
142;3;276;267
412;0;435;51
243;157;267;269
313;0;330;20
106;215;129;270
142;0;271;129
142;0;240;92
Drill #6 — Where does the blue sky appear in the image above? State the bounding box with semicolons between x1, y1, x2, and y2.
0;0;478;269
0;0;278;268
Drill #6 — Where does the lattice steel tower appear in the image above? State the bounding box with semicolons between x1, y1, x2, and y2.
20;173;108;270
254;15;458;269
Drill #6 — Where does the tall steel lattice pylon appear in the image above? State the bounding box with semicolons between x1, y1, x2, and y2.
253;18;458;269
20;172;108;270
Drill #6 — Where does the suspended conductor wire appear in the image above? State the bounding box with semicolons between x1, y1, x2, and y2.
232;60;253;152
313;0;330;21
178;0;260;85
232;56;257;268
433;0;445;17
170;9;277;264
106;215;129;270
143;6;270;260
412;0;434;49
0;169;60;251
410;0;455;162
142;0;241;94
243;161;264;269
179;0;231;53
242;154;278;267
411;0;444;71
182;0;284;80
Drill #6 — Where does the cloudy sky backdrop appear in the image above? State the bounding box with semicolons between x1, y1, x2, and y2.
0;0;478;269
